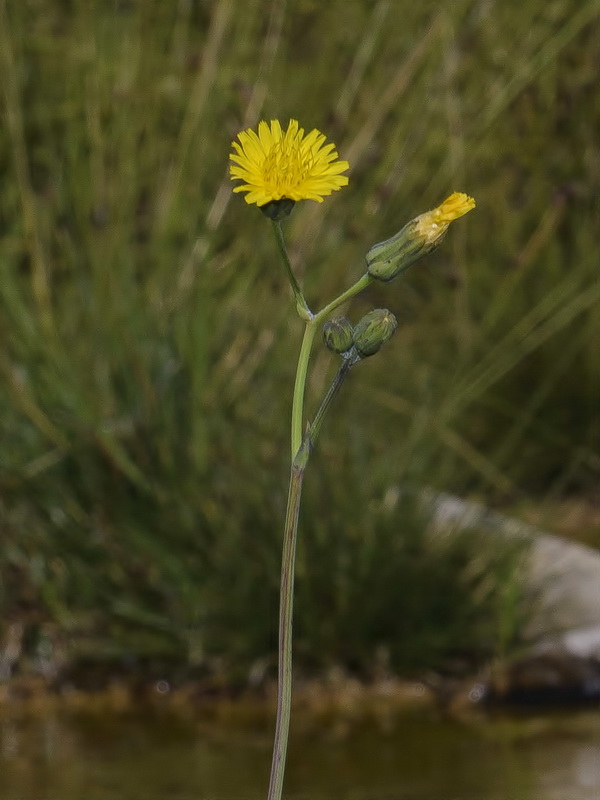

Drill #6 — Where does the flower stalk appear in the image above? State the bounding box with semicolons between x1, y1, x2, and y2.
268;353;357;800
229;117;475;800
272;221;312;321
266;442;306;800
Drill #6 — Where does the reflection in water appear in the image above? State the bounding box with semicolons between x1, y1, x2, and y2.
0;708;599;800
534;738;600;800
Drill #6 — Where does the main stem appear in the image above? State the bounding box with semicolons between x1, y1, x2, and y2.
290;273;373;457
268;222;373;800
267;441;309;800
290;321;317;458
267;359;355;800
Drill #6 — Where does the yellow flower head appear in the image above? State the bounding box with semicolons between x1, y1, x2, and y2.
415;192;476;245
229;119;349;208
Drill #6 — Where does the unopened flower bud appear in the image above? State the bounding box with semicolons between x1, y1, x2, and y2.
366;192;476;282
322;316;355;354
353;309;398;358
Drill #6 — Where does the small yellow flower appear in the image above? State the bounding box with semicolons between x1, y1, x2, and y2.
414;192;476;244
229;119;349;207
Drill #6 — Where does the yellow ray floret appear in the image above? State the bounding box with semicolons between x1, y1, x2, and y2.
229;119;349;206
415;192;476;244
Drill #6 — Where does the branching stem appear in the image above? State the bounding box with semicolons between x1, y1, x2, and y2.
267;223;371;800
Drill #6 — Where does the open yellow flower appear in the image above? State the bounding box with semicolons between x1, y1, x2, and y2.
229;119;349;208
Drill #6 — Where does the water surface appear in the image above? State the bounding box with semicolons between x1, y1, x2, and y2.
1;706;600;800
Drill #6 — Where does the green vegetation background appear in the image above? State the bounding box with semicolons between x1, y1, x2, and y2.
0;0;598;686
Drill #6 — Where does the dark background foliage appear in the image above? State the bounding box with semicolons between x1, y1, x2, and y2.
0;0;597;684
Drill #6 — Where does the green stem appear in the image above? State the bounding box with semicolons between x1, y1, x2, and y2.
271;220;313;320
267;440;308;800
290;273;373;458
308;356;357;446
290;320;317;458
267;355;355;800
268;224;375;800
315;272;373;323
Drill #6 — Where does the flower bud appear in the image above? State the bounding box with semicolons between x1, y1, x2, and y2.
322;316;355;354
353;309;398;358
366;192;476;282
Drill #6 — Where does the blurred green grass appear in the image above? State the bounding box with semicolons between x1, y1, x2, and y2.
0;0;597;683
